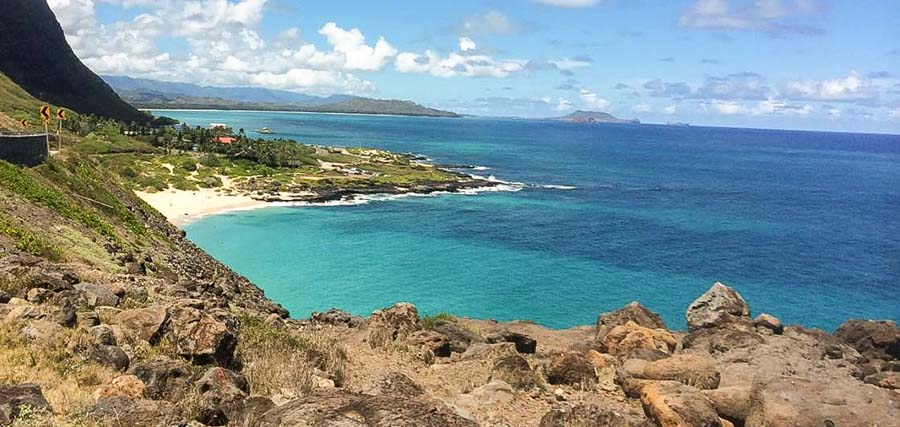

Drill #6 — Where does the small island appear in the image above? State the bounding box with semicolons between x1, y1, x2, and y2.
555;110;641;124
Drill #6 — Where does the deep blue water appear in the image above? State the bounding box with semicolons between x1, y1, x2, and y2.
153;110;900;330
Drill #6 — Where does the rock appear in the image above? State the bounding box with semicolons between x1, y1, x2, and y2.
4;303;43;323
586;349;619;369
79;344;130;371
639;381;721;427
491;355;537;390
0;383;52;425
114;306;168;343
745;376;900;427
602;321;677;360
539;403;650;427
460;341;518;361
485;330;537;354
28;271;74;292
629;348;671;362
51;298;76;327
682;326;765;354
701;386;751;425
686;282;751;332
89;397;182;426
752;313;783;334
365;372;425;398
407;330;452;358
215;396;275;427
256;389;476;427
78;311;101;328
431;320;483;353
620;353;720;390
75;283;120;308
311;308;363;327
546;353;597;389
90;325;117;346
863;371;900;389
128;360;194;400
92;375;146;400
0;290;10;304
457;380;516;409
166;306;237;366
597;302;667;341
834;319;900;362
26;287;52;304
20;320;64;341
367;302;420;348
196;367;251;426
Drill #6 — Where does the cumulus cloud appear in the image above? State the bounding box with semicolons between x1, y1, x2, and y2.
318;22;398;71
782;71;877;101
702;98;813;115
579;89;610;110
663;105;678;114
395;37;524;78
459;37;477;52
644;79;692;98
458;11;520;36
695;72;771;100
679;0;823;36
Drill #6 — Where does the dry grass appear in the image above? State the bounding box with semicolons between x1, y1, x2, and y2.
236;315;347;398
0;323;117;424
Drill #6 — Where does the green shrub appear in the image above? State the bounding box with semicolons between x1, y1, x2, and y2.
421;312;456;330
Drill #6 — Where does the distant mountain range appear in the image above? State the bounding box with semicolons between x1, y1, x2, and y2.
554;110;640;124
103;76;460;118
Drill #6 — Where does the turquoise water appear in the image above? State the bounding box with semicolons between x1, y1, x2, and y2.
154;110;900;330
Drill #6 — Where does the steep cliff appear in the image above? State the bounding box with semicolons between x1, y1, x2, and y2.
0;0;148;123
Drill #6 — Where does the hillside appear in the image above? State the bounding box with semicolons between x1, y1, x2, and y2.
555;110;640;124
0;0;147;123
104;77;460;118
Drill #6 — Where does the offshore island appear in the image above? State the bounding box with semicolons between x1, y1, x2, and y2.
0;1;897;426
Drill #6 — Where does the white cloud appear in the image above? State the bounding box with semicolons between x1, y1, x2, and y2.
632;103;652;113
703;98;813;116
459;11;519;36
679;0;822;35
663;105;678;114
534;0;601;7
782;71;876;102
550;57;592;71
318;22;397;71
542;97;574;111
889;108;900;119
459;37;477;52
579;89;610;110
828;108;841;119
395;38;524;78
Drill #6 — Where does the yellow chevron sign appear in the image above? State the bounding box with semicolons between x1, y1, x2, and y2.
57;109;66;120
20;119;29;129
40;105;51;122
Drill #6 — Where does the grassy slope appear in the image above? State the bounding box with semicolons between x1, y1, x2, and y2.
0;72;54;131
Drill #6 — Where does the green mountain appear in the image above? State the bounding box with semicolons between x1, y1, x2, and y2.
555;110;640;124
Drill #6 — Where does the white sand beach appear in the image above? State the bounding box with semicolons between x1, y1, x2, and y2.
136;188;267;227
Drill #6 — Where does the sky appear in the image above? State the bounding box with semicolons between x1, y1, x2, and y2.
46;0;900;133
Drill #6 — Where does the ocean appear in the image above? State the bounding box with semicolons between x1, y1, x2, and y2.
151;110;900;330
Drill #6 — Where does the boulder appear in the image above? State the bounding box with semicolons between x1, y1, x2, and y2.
92;375;146;400
0;383;52;425
364;372;425;398
701;386;751;425
456;380;516;409
586;349;619;369
114;306;168;343
620;353;720;389
26;288;52;304
686;282;750;332
597;302;667;341
76;343;130;371
602;321;677;359
75;283;120;308
367;302;420;348
90;325;117;346
745;376;900;427
27;271;74;292
196;367;250;426
128;360;194;400
430;320;483;353
20;320;64;341
51;298;76;327
546;353;597;389
78;311;101;328
311;308;363;327
0;290;10;304
639;381;721;427
682;326;765;354
407;330;452;358
491;355;537;390
834;319;900;362
539;403;651;427
485;330;537;354
752;313;783;334
863;371;900;390
166;306;238;366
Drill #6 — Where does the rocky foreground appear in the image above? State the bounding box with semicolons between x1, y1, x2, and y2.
1;252;898;427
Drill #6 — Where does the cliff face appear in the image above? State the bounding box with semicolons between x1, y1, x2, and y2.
0;0;148;123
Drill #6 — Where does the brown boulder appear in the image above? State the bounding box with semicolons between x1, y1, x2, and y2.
196;367;251;426
88;397;182;426
546;352;598;389
863;371;900;390
114;306;168;343
686;282;750;332
597;302;667;340
834;319;900;362
75;283;120;308
485;330;537;354
364;373;425;398
0;383;52;425
92;375;146;400
128;359;194;400
407;330;452;358
602;321;677;359
702;386;751;425
752;313;783;334
621;353;720;389
431;319;483;353
745;376;900;427
166;306;238;366
682;326;765;354
367;302;420;348
491;354;538;390
640;381;722;427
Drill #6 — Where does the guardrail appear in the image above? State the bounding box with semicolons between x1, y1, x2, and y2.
0;133;49;166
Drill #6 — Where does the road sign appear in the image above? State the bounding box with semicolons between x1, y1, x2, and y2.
40;106;51;122
20;119;28;128
56;109;66;120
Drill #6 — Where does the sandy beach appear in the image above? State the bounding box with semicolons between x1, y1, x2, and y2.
136;188;267;227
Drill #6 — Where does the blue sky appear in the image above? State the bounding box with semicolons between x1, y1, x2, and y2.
48;0;900;133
